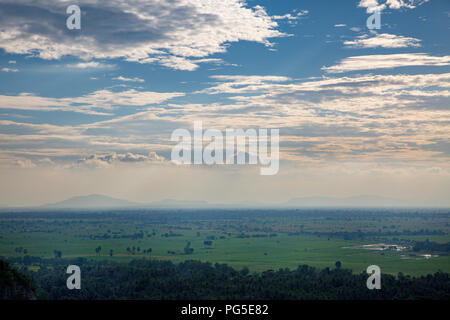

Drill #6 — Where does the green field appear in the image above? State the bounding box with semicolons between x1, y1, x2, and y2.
1;208;449;276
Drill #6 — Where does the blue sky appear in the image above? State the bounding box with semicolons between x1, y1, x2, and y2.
0;0;449;206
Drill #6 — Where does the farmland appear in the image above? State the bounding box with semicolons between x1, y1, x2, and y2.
1;208;449;276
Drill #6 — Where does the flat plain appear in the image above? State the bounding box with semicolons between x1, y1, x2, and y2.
1;208;448;276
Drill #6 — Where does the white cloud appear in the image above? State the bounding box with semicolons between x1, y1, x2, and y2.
357;0;429;12
273;10;309;21
344;33;421;48
75;152;166;168
197;75;292;94
359;0;381;7
8;60;16;64
0;71;449;169
11;159;36;168
70;89;184;109
358;0;386;12
113;76;145;83
0;89;184;114
0;0;288;71
334;24;347;27
156;56;202;71
322;53;450;73
66;62;114;69
1;67;19;72
199;73;450;96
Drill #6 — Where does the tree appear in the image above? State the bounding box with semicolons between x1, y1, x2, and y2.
241;266;249;276
335;261;342;269
53;250;62;258
109;249;113;257
184;241;194;255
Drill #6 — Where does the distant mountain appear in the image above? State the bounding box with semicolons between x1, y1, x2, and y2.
42;194;140;209
40;194;413;210
41;196;263;209
284;195;404;207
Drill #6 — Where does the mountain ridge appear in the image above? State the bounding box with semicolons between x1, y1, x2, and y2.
41;194;139;209
34;193;432;209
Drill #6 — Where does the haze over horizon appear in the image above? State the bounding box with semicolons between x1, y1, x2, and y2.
1;193;447;209
0;0;449;207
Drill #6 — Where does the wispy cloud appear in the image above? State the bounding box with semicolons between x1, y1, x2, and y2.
1;69;448;173
66;61;115;69
113;76;145;83
0;89;184;114
1;67;19;72
322;53;450;73
358;0;430;12
272;9;309;24
344;33;421;48
75;152;166;168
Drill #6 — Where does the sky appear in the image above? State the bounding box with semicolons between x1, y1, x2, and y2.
0;0;449;207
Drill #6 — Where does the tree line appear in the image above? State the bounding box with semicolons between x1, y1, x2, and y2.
2;257;449;300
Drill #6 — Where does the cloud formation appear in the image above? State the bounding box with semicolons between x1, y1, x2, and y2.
272;9;309;25
113;76;145;83
344;33;421;48
1;67;19;72
0;0;287;70
322;53;450;73
66;61;115;69
1;69;448;174
0;89;184;114
358;0;430;12
75;152;166;168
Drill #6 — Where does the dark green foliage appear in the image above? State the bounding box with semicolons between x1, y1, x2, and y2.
413;240;450;253
0;259;36;300
8;257;450;300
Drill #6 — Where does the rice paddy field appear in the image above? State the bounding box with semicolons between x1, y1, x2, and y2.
1;208;449;276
